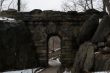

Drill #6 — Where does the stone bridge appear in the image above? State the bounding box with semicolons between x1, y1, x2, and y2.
0;9;106;71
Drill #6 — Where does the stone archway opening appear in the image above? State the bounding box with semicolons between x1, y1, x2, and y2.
48;36;61;66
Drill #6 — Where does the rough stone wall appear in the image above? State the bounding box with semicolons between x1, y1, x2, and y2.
0;9;106;71
23;9;106;67
0;20;39;71
27;21;82;67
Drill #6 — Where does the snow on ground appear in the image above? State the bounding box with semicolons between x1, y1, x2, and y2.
2;58;61;73
54;48;61;52
2;68;44;73
0;17;14;21
1;57;109;73
0;17;15;22
49;58;61;66
49;58;72;73
63;70;71;73
63;68;71;73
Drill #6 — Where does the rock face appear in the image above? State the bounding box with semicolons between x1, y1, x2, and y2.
77;14;99;45
0;9;106;72
92;15;110;43
26;10;104;68
72;42;95;73
94;53;110;71
0;20;39;71
73;15;110;72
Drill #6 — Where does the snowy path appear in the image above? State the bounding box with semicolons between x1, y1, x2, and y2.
1;58;108;73
1;58;61;73
39;66;59;73
2;68;44;73
39;58;61;73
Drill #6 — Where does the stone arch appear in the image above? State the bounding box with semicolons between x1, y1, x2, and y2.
47;33;62;64
32;21;78;68
46;22;57;34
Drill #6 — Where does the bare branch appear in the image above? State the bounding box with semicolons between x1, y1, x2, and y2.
8;0;14;9
103;0;110;15
0;0;5;11
61;0;105;12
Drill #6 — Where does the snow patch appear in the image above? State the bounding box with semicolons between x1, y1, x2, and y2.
0;17;15;22
49;58;61;66
99;18;102;23
63;70;71;73
2;68;44;73
63;68;71;73
54;48;61;52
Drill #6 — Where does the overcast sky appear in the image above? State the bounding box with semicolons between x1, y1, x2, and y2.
24;0;64;11
3;0;102;12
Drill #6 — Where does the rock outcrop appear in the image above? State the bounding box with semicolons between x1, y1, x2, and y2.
94;53;110;71
0;19;39;71
77;14;99;45
72;42;95;73
92;15;110;43
0;9;107;72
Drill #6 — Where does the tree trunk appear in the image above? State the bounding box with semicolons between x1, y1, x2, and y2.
0;0;5;12
85;0;90;10
18;0;21;11
102;0;106;12
90;0;93;9
103;0;110;15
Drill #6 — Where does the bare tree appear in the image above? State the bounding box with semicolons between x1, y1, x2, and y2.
78;0;88;11
8;0;14;9
0;0;27;12
16;0;28;11
78;0;94;11
90;0;93;9
9;0;27;11
0;0;5;12
61;0;94;11
17;0;20;11
61;0;104;12
20;1;27;11
103;0;110;15
102;0;106;12
61;0;76;11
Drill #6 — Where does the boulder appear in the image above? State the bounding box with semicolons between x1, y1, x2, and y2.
77;14;99;45
0;20;39;71
94;53;110;71
72;42;95;73
92;15;110;43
